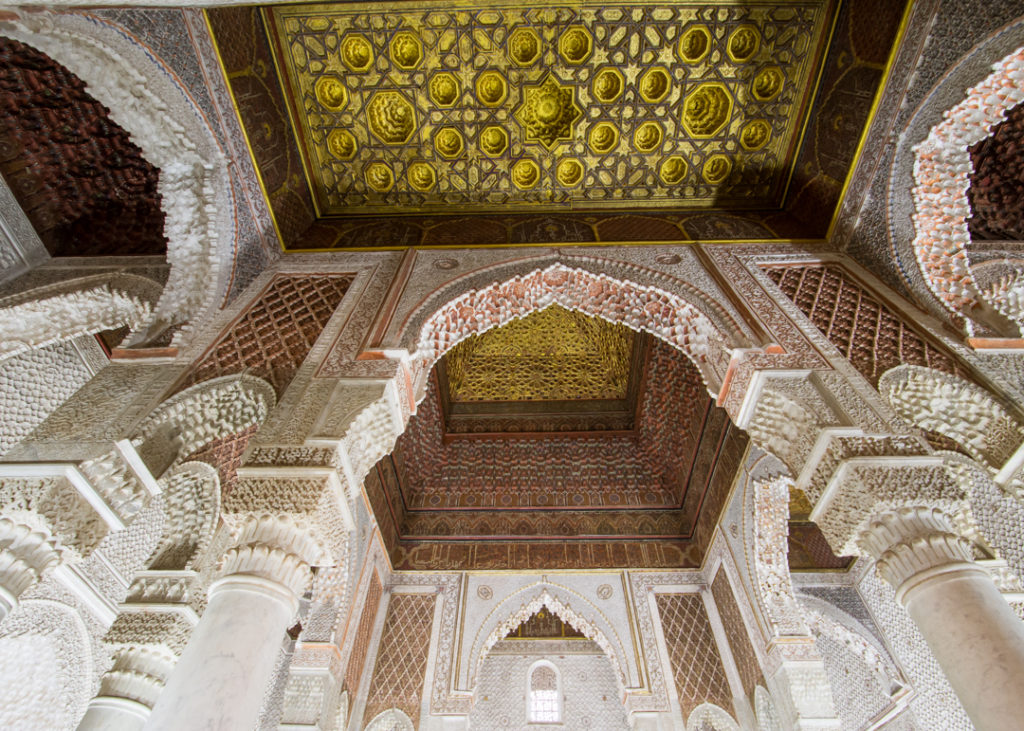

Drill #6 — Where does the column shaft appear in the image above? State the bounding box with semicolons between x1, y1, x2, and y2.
903;564;1024;731
145;575;297;731
862;506;1024;731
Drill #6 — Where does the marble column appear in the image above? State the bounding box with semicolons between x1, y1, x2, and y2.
859;506;1024;731
146;516;321;731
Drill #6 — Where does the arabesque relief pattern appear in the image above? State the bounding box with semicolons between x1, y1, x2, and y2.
269;1;830;214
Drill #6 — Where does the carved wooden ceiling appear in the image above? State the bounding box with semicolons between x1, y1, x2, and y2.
436;305;647;438
266;2;830;216
363;326;749;571
207;0;911;249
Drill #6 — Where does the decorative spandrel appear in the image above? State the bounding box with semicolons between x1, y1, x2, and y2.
267;1;832;215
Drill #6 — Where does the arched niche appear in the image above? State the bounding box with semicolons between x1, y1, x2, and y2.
464;584;634;695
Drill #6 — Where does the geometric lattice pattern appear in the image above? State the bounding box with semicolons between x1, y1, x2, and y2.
655;593;734;720
345;572;383;696
362;593;435;729
764;264;966;387
266;3;831;217
709;571;762;697
182;424;259;498
181;274;353;396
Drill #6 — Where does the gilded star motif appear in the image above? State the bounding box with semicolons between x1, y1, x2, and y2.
514;74;583;151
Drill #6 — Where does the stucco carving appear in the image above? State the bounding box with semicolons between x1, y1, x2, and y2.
217;514;328;598
910;45;1024;332
746;388;822;476
365;707;414;731
880;365;1024;491
147;462;220;571
752;475;809;638
686;702;741;731
136;374;276;470
858;506;976;594
475;589;624;693
0;283;152;362
0;10;237;341
414;263;736;395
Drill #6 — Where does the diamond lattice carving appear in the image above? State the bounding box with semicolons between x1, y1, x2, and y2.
764;264;966;387
345;572;383;695
656;593;734;720
363;593;435;728
181;275;352;395
710;571;762;697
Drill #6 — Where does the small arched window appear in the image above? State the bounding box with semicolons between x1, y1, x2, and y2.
528;661;561;723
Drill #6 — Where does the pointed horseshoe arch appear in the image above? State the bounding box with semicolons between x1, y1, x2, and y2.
467;585;632;693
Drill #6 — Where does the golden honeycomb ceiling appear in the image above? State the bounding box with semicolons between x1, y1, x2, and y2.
434;305;647;438
265;1;833;216
443;305;634;403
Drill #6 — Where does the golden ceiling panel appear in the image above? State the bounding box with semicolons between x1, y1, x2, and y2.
443;305;634;403
266;1;831;216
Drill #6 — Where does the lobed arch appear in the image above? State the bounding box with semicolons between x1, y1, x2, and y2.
134;374;276;478
798;596;903;697
404;258;752;398
0;10;239;344
909;44;1024;333
878;364;1024;477
364;707;414;731
753;686;783;731
146;461;220;572
886;13;1024;334
465;585;632;696
0;272;162;362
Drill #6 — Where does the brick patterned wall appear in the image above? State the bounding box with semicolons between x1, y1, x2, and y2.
656;593;734;721
180;274;353;396
362;593;435;728
0;38;165;257
764;264;965;386
710;570;763;697
345;571;383;696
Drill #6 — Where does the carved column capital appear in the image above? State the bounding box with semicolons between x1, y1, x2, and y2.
857;506;977;601
226;467;353;563
0;517;61;615
95;645;178;711
216;514;327;602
